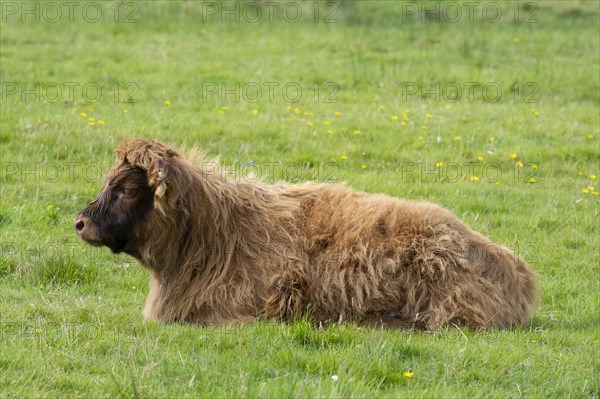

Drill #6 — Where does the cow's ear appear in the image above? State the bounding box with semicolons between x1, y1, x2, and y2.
147;158;184;213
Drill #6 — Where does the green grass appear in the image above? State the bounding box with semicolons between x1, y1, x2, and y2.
1;1;599;397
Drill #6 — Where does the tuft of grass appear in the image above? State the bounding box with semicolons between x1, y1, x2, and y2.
0;257;18;277
36;254;99;286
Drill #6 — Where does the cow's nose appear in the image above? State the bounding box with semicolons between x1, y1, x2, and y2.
74;215;102;246
74;216;88;235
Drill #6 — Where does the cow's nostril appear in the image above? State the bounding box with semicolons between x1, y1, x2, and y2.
74;215;101;245
75;219;85;232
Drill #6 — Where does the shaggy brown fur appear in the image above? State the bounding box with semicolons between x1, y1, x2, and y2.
75;139;538;330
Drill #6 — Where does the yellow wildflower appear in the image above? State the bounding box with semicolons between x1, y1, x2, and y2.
477;156;484;162
361;164;367;169
294;108;302;115
418;136;424;140
46;204;54;210
353;130;360;135
514;36;520;44
592;192;599;196
516;161;524;168
326;129;333;135
98;120;105;126
590;175;597;180
80;112;87;117
470;176;480;182
339;155;348;160
510;153;518;159
578;171;584;176
35;328;42;334
403;369;414;378
426;113;432;118
435;162;443;168
335;111;341;117
453;136;461;141
164;100;171;107
528;177;537;183
251;109;259;115
422;125;427;130
391;115;399;121
531;164;538;169
489;137;495;142
582;188;590;194
88;117;95;122
323;121;331;126
307;121;314;127
588;134;594;139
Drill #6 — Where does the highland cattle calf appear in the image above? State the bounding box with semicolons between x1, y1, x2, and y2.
75;139;538;330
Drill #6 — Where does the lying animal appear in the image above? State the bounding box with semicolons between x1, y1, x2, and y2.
75;139;538;329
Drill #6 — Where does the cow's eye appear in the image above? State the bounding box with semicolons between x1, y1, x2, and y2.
122;188;138;198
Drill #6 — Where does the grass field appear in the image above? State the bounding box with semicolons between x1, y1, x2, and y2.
1;0;599;397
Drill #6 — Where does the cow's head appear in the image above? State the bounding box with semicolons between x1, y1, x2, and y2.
74;139;192;257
